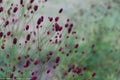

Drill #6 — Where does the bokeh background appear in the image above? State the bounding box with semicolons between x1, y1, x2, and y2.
44;0;120;80
0;0;120;80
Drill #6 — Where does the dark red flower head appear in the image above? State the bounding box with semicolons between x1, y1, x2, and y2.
0;6;3;12
30;76;37;80
13;38;17;44
13;7;18;13
59;8;63;13
0;0;2;3
55;56;60;63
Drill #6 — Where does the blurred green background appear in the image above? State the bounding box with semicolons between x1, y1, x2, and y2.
50;0;120;80
0;0;120;80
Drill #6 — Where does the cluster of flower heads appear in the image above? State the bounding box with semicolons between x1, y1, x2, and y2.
0;0;96;80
